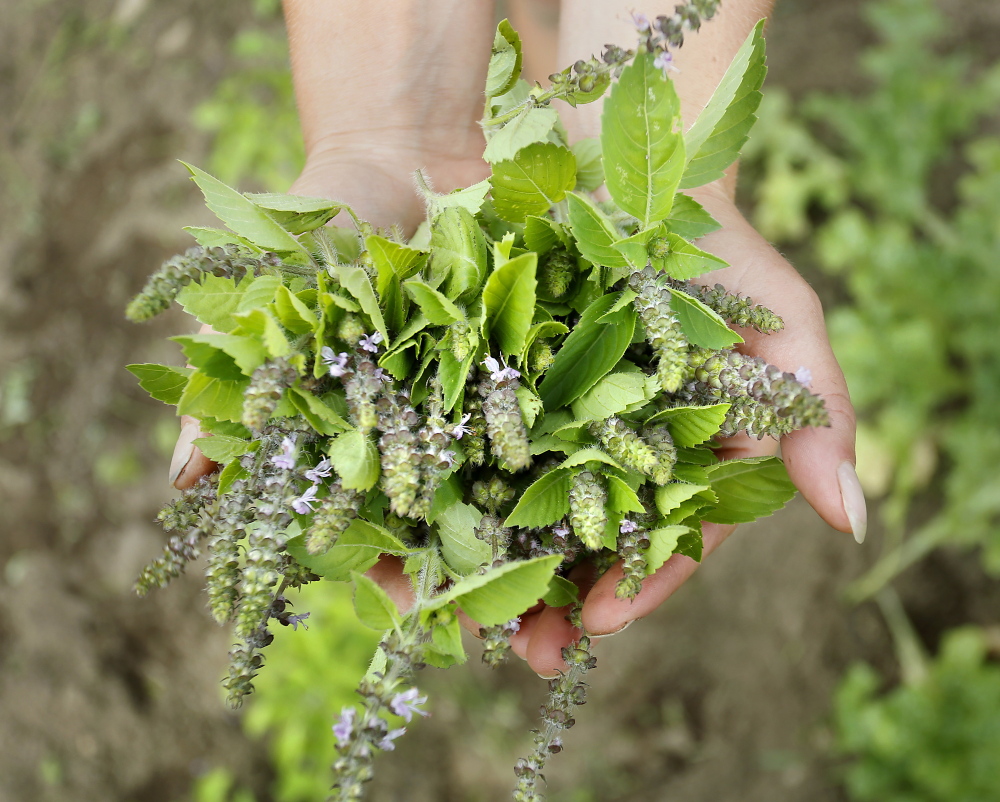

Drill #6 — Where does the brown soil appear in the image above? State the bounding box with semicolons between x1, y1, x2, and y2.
2;2;997;802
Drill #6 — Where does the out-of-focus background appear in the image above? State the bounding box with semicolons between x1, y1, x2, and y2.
3;1;1000;800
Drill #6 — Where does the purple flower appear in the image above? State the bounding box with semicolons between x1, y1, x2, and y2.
283;612;311;630
359;331;383;353
372;367;390;384
451;413;473;440
619;519;639;534
390;688;429;722
506;617;521;634
377;727;407;751
290;484;319;515
653;49;677;76
271;436;297;471
305;457;333;484
794;366;813;387
321;347;350;378
482;355;521;383
333;707;356;748
553;525;571;538
631;11;651;32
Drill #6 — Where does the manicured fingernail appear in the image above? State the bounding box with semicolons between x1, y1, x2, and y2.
837;461;867;545
169;421;200;486
591;620;634;640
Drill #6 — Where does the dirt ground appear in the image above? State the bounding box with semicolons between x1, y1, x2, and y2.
2;2;999;802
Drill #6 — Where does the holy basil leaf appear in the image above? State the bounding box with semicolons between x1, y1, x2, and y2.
542;575;580;607
571;369;648;422
675;528;704;561
667;287;743;348
565;191;629;268
287;387;350;436
601;52;685;227
703;456;796;524
558;448;625;473
438;350;477;413
646;403;731;447
238;275;283;313
244;192;342;234
177;370;249;422
286;520;408;582
435;500;490;576
273;284;319;334
644;525;690;574
352;571;402;631
327;429;380;491
425;612;467;667
423;179;491;218
191;435;257;464
366;235;426;295
172;333;268;378
539;293;636;410
607;474;644;514
231;308;291;358
681;20;766;190
484;107;559;164
490;142;577;224
217;459;247;495
429;206;488;302
403;280;466;326
485;18;523;99
126;364;192;406
181;162;308;261
183;226;259;251
483;251;537;357
655;482;711;516
431;554;563;627
175;274;246;333
334;263;389;341
666;194;722;240
571;138;604;192
504;469;573;528
523;216;571;255
659;233;730;280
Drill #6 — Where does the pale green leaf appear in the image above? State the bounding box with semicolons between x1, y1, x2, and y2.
334;263;388;341
286;520;409;582
645;403;731;447
571;370;648;422
217;459;247;495
438;350;477;413
171;333;267;378
435;501;490;576
327;429;380;491
177;370;248;422
484;107;559;164
659;233;729;280
607;474;644;514
237;275;283;313
191;435;257;463
667;286;742;348
703;456;795;524
183;226;259;251
126;364;192;406
558;448;625;473
523;215;571;255
504;469;572;528
666;194;722;240
429;207;488;301
425;179;491;218
490;142;577;224
365;235;426;296
483;251;537;356
682;20;766;189
571;138;604;192
403;281;466;326
644;525;690;574
175;274;246;333
230;308;291;358
244;192;342;234
273;285;319;334
515;386;543;429
352;571;402;630
287;387;350;436
655;483;710;516
542;575;579;607
485;18;522;99
565;191;629;268
601;52;685;227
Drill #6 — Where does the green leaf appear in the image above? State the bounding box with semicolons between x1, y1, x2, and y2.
539;293;636;410
216;459;247;495
175;274;246;333
366;235;426;295
571;138;604;192
171;333;268;378
286;520;409;582
191;435;256;463
237;275;283;313
543;575;579;607
681;20;766;189
667;287;742;348
425;612;467;667
607;474;644;514
515;386;543;429
230;308;291;358
435;501;490;576
644;525;690;573
483;252;538;357
126;364;192;405
287;387;350;436
571;370;648;422
655;483;710;516
423;178;491;218
659;233;729;280
601;52;685;227
273;285;319;334
177;370;249;422
646;403;731;447
485;19;522;99
438;350;477;414
327;429;380;491
352;571;402;630
244;192;342;234
504;469;572;528
180;162;308;260
523;215;571;255
675;528;703;561
490;142;577;224
484;107;559;164
612;224;662;270
558;448;625;473
703;456;796;524
429;207;488;301
334;263;388;341
565;191;629;268
183;226;258;251
666;194;722;240
403;280;465;326
430;555;563;627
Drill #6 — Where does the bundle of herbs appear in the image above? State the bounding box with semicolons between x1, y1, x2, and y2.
127;8;827;800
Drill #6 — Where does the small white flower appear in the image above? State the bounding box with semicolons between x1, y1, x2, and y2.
631;11;651;31
372;367;390;383
653;49;678;76
305;457;332;484
290;484;319;515
553;525;571;538
321;347;350;378
359;331;384;353
482;355;520;383
451;413;473;440
378;727;407;751
271;436;297;470
619;519;639;534
794;366;813;387
506;617;521;634
332;707;356;747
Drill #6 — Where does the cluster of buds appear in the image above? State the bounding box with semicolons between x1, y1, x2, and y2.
343;353;385;434
546;44;633;102
588;415;670;483
680;348;830;438
641;423;678;485
616;520;652;599
569;470;608;551
475;512;514;564
205;475;252;624
633;0;722;74
458;395;488;467
630;265;688;393
480;618;521;668
304;478;362;555
513;622;597;802
479;357;532;472
126;245;272;322
411;396;458;520
242;357;297;432
376;392;424;518
675;280;785;333
538;249;575;299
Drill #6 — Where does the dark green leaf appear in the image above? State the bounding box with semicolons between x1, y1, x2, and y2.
217;459;247;495
675;528;703;561
542;575;579;607
601;52;685;227
571;369;648;422
523;215;571;255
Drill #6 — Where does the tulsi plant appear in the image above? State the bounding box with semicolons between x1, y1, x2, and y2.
127;6;827;800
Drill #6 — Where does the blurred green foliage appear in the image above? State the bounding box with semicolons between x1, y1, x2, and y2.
834;627;1000;802
745;0;1000;585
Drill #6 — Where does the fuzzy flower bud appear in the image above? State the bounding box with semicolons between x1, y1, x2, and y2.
630;265;688;393
480;618;521;668
305;479;363;555
538;250;575;299
344;356;383;434
337;314;366;346
588;416;663;480
376;393;423;518
640;423;678;485
569;470;607;551
242;357;297;432
222;640;264;708
677;281;784;333
479;363;531;472
615;524;652;600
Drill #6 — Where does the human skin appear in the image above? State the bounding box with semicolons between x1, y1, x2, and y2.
170;0;864;678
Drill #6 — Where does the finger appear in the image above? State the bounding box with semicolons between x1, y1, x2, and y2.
171;415;218;490
364;555;415;614
524;564;597;677
581;522;735;636
508;609;544;660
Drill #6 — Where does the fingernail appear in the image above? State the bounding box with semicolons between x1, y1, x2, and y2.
837;461;868;545
536;670;560;680
591;620;634;640
169;421;200;486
